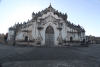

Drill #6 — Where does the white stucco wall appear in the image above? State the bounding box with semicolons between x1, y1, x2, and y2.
65;26;83;41
61;23;66;40
12;11;86;45
7;30;14;40
36;12;63;45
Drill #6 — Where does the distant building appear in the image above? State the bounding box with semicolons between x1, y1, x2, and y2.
7;4;86;46
86;35;100;44
0;33;5;43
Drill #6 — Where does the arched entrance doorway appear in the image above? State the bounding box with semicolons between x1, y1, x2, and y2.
45;26;54;45
70;36;73;42
25;36;28;41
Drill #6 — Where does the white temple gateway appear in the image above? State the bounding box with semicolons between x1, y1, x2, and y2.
7;4;86;46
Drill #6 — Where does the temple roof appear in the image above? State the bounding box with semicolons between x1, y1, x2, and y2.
9;4;85;32
32;4;67;21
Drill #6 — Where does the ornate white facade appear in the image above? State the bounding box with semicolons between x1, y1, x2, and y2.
7;4;85;46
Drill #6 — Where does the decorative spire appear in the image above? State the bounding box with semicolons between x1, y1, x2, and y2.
50;3;51;12
50;2;51;6
49;2;52;8
49;2;51;22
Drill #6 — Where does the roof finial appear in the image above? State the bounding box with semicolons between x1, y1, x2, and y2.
50;2;51;12
49;2;52;7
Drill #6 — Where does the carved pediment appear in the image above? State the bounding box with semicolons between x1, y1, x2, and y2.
38;13;63;26
38;12;62;20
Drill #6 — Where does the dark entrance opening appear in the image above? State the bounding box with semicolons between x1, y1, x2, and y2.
45;26;54;45
83;39;85;44
25;36;28;41
70;36;73;42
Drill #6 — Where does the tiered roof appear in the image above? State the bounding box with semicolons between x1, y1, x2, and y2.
9;4;85;32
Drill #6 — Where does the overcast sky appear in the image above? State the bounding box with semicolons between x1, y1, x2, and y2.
0;0;100;36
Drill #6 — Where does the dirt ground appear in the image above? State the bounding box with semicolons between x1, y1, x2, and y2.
0;44;100;67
